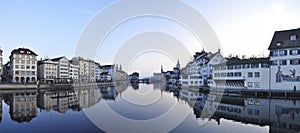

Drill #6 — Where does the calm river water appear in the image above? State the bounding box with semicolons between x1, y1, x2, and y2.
0;83;299;133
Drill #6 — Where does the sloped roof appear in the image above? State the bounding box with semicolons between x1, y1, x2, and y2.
225;57;269;65
51;56;66;61
268;28;300;50
11;48;38;56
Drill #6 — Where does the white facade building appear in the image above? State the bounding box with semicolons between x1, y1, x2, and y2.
268;28;300;90
212;57;270;89
180;50;223;87
52;56;70;83
9;48;38;83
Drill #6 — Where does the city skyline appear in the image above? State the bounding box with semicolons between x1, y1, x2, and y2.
1;0;300;76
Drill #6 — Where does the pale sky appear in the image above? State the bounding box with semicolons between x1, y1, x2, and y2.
1;0;300;76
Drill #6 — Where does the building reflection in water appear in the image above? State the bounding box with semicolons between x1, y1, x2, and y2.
38;86;102;112
176;86;300;133
3;91;37;123
99;81;128;100
130;82;139;90
0;82;299;133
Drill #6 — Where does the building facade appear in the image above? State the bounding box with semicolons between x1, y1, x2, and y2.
94;62;102;82
37;56;79;84
72;57;96;83
268;28;300;90
37;59;58;84
212;57;270;89
100;65;114;82
69;62;79;83
8;48;38;83
180;50;223;87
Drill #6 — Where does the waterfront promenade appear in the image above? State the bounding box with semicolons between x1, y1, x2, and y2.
0;82;114;90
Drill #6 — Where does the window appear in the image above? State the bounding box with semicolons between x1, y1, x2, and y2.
235;65;241;69
32;71;35;75
261;63;270;68
270;50;278;56
248;109;253;115
15;71;19;74
255;72;260;77
290;49;300;55
279;60;287;65
221;73;226;77
32;61;35;64
251;64;259;68
248;99;253;105
227;72;234;77
248;82;253;88
276;42;282;46
243;64;249;69
26;60;30;64
26;66;30;69
254;110;260;115
248;72;253;77
15;65;19;69
21;65;25;69
214;73;220;77
279;50;287;56
254;82;260;88
31;66;35;69
290;60;300;65
221;66;226;70
21;60;25;64
235;72;242;77
290;35;297;41
227;65;233;70
271;60;278;66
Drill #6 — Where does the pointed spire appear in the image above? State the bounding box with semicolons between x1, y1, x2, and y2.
176;59;180;69
119;65;122;71
161;64;164;73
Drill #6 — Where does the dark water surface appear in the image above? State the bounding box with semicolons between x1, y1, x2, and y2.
0;84;298;133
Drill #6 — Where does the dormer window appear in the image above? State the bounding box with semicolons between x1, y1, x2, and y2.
290;35;297;41
276;42;282;46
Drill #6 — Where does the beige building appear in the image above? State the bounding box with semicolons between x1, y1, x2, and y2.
37;59;58;84
72;57;96;83
38;56;79;83
9;48;38;83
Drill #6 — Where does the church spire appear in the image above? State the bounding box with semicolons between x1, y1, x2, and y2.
176;59;180;69
161;64;164;73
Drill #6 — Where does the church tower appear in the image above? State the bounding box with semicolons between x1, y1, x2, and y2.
176;59;180;69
